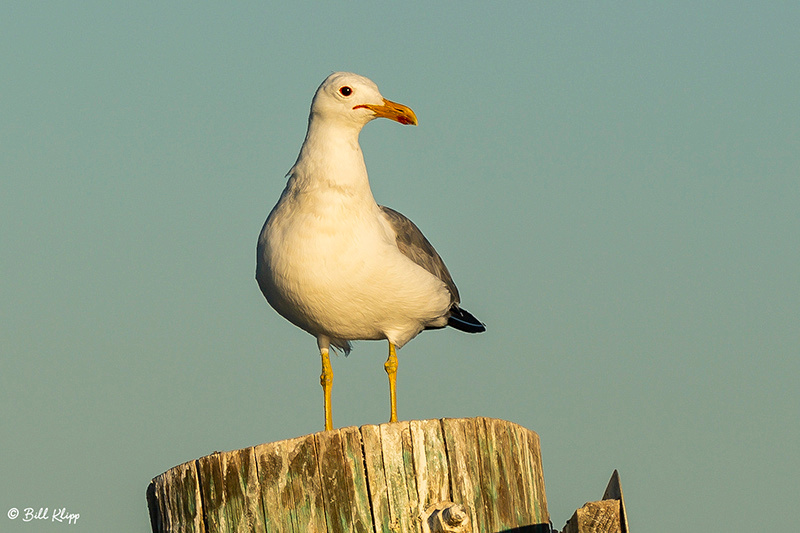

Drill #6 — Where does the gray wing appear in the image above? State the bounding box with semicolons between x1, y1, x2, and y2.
379;205;460;304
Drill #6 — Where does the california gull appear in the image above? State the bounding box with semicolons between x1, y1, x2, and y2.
256;72;485;430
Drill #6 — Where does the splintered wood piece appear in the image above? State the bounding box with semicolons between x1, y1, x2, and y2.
562;470;629;533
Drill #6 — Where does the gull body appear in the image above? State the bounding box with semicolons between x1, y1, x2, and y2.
256;72;484;430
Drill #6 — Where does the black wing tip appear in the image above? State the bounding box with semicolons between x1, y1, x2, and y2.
448;306;486;334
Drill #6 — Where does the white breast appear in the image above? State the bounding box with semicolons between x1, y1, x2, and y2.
257;186;451;348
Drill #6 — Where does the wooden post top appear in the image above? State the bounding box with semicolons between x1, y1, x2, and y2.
147;417;550;533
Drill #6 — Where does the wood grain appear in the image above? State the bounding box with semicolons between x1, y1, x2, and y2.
147;417;549;533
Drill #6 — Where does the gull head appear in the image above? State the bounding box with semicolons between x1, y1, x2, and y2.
310;72;418;130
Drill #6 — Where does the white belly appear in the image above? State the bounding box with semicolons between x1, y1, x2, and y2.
257;194;450;347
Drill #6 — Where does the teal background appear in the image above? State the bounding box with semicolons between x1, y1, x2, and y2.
2;2;798;531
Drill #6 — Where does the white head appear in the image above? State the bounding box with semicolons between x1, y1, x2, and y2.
309;72;418;129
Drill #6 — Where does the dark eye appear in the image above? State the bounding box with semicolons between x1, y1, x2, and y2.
339;86;352;97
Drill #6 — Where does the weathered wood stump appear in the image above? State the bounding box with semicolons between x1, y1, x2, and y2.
147;417;550;533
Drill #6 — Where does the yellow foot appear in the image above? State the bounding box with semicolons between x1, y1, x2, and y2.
320;348;333;431
384;343;398;423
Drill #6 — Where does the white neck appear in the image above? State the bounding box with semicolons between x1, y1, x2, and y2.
288;117;374;200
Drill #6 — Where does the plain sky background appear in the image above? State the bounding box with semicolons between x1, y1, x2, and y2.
2;2;798;532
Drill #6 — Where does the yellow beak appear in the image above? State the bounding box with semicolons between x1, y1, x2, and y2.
354;98;418;126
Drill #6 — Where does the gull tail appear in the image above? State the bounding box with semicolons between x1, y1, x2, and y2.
448;305;486;333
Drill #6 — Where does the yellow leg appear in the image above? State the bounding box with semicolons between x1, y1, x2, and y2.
384;343;398;423
320;348;333;431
